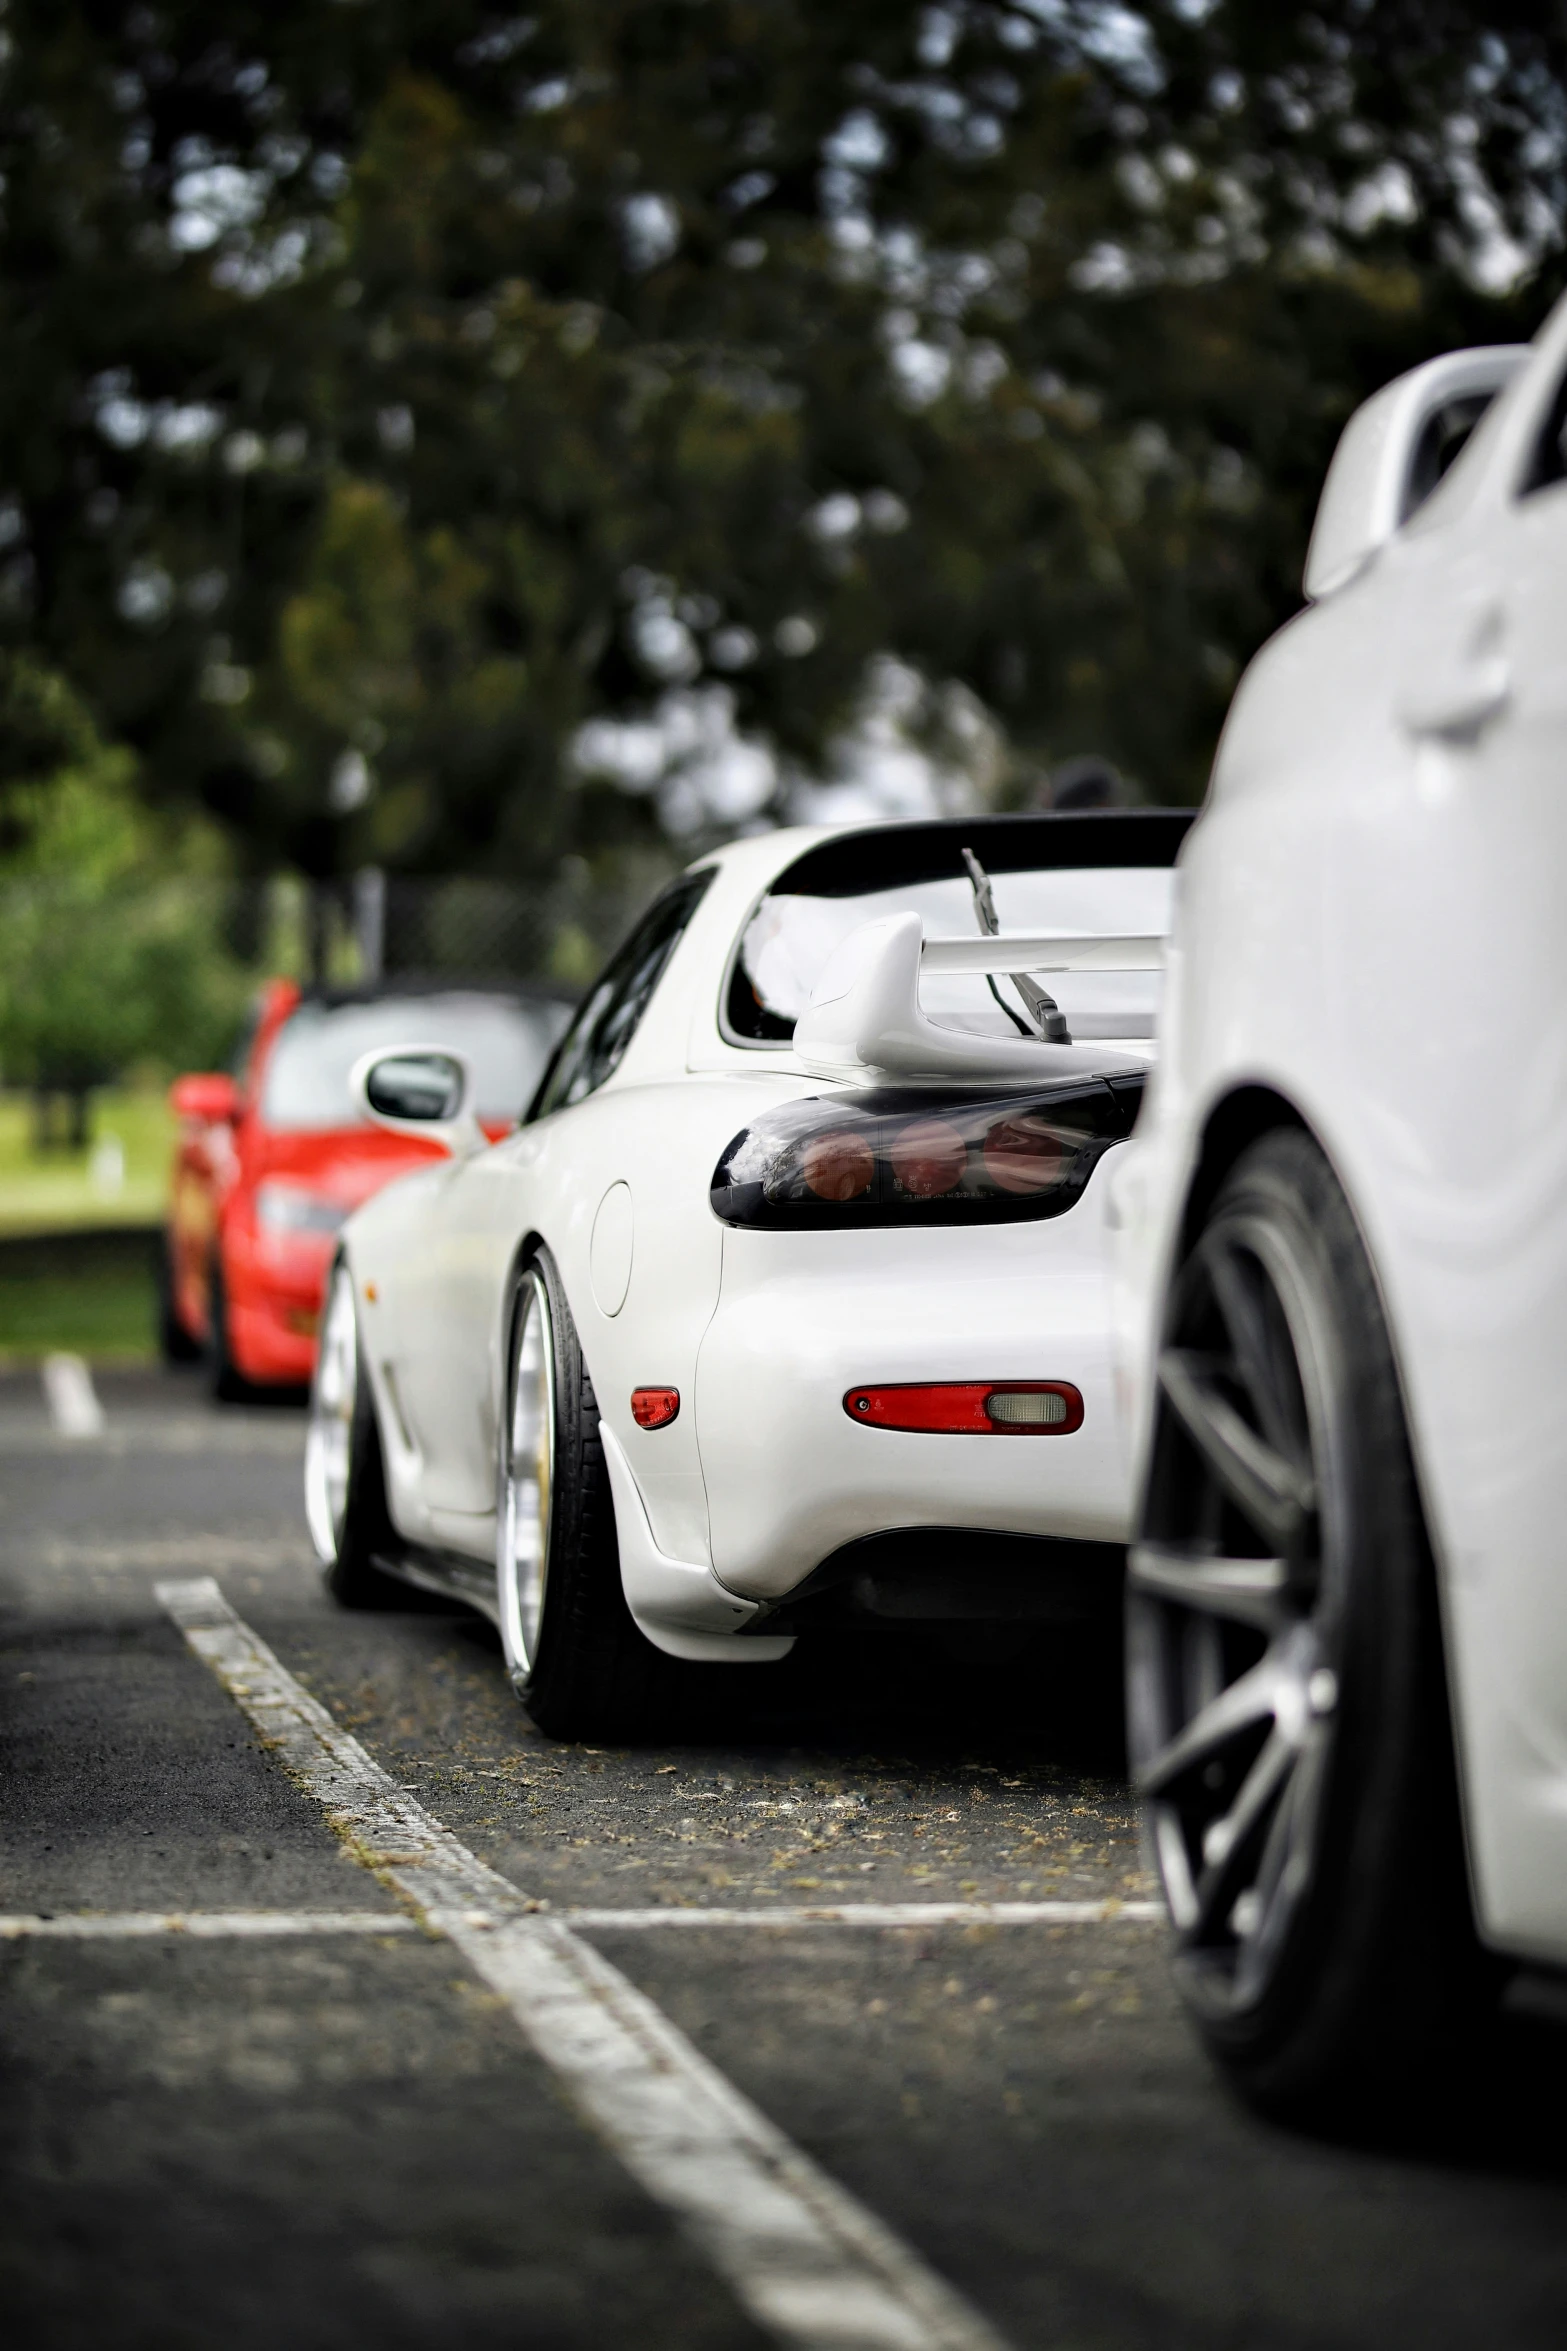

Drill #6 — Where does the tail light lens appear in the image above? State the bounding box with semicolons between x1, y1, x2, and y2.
711;1078;1139;1229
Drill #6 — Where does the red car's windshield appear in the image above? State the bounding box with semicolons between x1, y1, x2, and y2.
259;994;569;1133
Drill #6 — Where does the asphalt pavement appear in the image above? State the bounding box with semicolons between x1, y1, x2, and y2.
3;1364;1567;2350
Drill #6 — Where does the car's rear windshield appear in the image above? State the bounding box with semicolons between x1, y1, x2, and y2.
260;993;570;1132
727;817;1190;1046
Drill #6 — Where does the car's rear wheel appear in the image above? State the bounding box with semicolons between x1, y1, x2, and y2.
497;1249;663;1741
156;1238;202;1364
306;1259;401;1608
1128;1128;1490;2119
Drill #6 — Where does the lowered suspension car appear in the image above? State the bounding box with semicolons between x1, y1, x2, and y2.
307;811;1189;1737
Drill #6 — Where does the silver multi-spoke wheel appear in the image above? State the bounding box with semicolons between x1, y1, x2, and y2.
1128;1131;1493;2116
306;1262;359;1564
1129;1188;1345;2023
498;1268;556;1681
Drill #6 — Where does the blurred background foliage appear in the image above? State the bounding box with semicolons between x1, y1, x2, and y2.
2;0;1566;881
0;655;250;1131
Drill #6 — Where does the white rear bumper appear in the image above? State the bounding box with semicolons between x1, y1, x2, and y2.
693;1173;1132;1603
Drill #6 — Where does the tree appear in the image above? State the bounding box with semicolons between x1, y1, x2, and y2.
0;655;250;1140
2;4;1563;873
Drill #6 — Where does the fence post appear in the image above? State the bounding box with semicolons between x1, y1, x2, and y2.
354;869;386;983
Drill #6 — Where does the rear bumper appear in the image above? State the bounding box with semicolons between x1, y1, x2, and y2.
223;1232;331;1385
693;1173;1133;1603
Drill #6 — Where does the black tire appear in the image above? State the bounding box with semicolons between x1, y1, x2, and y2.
306;1259;404;1609
1128;1127;1493;2120
157;1238;202;1364
208;1261;249;1403
496;1246;665;1741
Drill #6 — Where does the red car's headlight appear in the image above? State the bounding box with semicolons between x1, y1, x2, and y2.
710;1079;1141;1229
255;1182;348;1237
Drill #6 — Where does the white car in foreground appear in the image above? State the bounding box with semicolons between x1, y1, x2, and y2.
1116;308;1567;2114
306;810;1188;1737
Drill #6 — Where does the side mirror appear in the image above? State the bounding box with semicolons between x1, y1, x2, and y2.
1303;344;1527;601
170;1072;241;1124
350;1046;484;1158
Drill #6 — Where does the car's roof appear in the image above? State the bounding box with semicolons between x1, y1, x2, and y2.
685;809;1194;900
765;810;1194;896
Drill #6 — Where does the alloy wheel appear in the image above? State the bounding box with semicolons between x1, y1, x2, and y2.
1128;1202;1346;2022
498;1269;555;1678
305;1263;358;1563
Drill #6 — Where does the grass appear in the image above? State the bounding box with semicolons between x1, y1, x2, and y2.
0;1082;174;1236
0;1091;170;1358
0;1259;159;1363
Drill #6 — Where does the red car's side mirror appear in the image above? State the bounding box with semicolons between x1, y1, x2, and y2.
170;1072;242;1125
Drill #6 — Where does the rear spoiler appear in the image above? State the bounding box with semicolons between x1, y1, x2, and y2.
920;933;1165;976
792;913;1165;1085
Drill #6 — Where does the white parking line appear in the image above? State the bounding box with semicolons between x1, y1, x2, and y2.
564;1901;1160;1929
157;1575;1010;2351
0;1911;416;1940
40;1353;105;1438
0;1902;1156;1941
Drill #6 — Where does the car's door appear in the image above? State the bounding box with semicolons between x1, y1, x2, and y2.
1337;352;1567;1938
1421;375;1567;1834
384;874;716;1528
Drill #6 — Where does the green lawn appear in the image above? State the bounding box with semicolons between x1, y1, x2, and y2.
0;1259;159;1363
0;1083;174;1236
0;1086;172;1360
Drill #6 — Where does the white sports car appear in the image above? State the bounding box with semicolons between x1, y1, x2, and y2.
1115;307;1567;2114
307;810;1189;1737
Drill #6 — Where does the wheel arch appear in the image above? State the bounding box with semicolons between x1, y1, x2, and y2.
493;1226;549;1391
1177;1083;1310;1265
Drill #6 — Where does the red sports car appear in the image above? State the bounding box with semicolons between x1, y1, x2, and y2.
162;979;572;1395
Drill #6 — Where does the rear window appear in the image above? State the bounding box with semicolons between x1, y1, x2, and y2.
726;819;1188;1047
260;993;570;1133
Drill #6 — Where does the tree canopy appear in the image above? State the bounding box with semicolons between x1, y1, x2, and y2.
3;3;1564;879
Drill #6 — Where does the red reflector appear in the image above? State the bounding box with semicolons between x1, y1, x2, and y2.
843;1382;1084;1435
631;1387;680;1430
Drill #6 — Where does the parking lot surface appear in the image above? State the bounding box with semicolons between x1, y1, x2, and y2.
4;1366;1567;2350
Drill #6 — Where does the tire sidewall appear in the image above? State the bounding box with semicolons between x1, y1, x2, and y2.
209;1256;247;1401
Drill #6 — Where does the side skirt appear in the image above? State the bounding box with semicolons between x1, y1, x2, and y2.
370;1543;499;1625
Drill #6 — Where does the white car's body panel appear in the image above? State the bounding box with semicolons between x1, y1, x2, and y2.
344;812;1183;1664
697;1199;1129;1598
1115;297;1567;1967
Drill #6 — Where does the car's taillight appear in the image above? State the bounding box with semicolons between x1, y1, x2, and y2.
844;1382;1085;1434
710;1078;1139;1229
255;1182;348;1237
